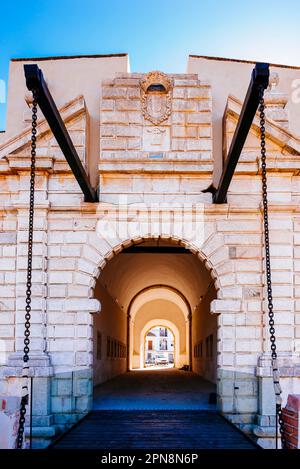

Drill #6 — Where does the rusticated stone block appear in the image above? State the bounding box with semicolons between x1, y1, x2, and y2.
0;233;17;245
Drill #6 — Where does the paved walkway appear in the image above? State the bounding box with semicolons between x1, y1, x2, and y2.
52;410;257;449
93;368;216;410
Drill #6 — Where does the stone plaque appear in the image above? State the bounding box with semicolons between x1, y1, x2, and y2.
142;126;170;152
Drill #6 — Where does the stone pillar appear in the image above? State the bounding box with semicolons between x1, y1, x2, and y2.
25;376;55;448
13;172;49;356
4;165;51;362
254;354;278;448
4;163;55;447
211;299;241;415
3;355;54;448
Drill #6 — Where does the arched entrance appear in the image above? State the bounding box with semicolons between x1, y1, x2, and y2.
142;323;176;369
51;233;256;450
128;285;190;370
91;237;218;391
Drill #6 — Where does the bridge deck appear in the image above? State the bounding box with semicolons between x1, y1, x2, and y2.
51;410;257;449
51;369;258;450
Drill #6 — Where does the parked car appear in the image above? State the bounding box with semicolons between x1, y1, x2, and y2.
155;354;169;365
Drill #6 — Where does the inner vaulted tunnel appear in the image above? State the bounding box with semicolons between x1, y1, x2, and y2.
92;238;218;405
51;238;258;449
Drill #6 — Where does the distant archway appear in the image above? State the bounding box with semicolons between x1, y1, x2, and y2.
129;285;191;321
140;320;179;369
128;286;190;370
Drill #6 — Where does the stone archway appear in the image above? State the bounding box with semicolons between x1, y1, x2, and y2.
67;229;242;426
4;225;243;448
127;285;191;370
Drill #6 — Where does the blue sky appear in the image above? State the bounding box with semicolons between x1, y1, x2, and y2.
0;0;299;130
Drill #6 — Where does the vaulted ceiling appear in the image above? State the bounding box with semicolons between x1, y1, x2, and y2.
97;240;214;312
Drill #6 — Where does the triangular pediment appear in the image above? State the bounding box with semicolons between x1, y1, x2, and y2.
224;95;300;174
0;95;87;173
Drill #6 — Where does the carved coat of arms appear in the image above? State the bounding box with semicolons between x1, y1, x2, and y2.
140;71;173;125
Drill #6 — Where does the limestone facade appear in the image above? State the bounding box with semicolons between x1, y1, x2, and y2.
0;55;300;448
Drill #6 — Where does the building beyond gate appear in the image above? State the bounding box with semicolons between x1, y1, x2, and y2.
0;54;300;449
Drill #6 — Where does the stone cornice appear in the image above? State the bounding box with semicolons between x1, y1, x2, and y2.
98;160;214;174
226;94;300;155
2;200;300;216
7;155;54;173
0;96;85;170
12;201;296;215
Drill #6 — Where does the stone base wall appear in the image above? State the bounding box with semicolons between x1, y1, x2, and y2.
0;370;93;449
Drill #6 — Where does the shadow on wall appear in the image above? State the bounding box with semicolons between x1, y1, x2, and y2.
217;368;258;419
192;282;218;383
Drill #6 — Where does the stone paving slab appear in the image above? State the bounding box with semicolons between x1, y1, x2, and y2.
93;369;216;410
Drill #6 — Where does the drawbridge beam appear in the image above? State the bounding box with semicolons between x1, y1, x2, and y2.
24;64;98;202
212;62;270;204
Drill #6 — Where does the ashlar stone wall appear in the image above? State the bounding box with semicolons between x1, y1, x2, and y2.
0;68;299;449
99;72;213;205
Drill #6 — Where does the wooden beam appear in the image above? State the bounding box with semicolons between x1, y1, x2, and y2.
24;64;98;202
213;63;269;204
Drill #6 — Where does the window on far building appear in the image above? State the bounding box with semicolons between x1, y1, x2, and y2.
160;338;167;350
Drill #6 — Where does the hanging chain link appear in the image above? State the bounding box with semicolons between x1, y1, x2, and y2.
259;86;286;449
16;93;37;449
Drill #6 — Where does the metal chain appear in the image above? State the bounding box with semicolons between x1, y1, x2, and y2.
16;93;37;449
259;87;286;449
